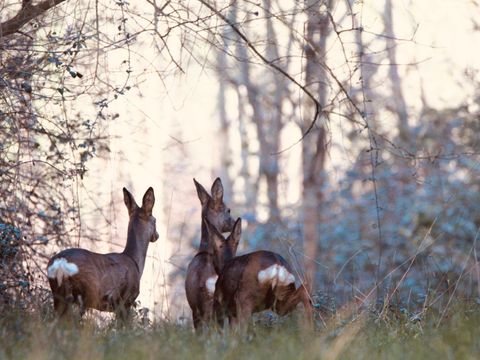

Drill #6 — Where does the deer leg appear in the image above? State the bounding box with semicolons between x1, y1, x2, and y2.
52;280;74;318
203;297;214;326
233;300;253;333
53;295;69;317
115;304;132;326
77;295;86;318
228;315;239;328
192;309;202;330
214;296;228;329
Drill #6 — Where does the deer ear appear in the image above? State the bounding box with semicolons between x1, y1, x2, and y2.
142;187;155;216
211;177;224;203
123;187;139;215
194;178;210;206
204;218;224;251
229;218;242;249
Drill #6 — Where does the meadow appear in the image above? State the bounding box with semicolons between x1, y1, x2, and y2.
1;301;479;360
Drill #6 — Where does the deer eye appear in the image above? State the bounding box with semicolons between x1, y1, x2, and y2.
227;208;231;214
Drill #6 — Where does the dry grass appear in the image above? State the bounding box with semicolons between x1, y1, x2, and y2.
0;301;479;360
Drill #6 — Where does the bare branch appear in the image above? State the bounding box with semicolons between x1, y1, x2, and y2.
0;0;67;39
197;0;323;144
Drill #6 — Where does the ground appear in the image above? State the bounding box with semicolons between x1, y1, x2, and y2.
0;301;479;359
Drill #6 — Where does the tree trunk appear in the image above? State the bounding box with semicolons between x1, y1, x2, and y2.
354;2;380;128
235;86;258;215
235;7;283;225
215;5;236;202
302;129;327;289
384;0;410;146
302;0;331;289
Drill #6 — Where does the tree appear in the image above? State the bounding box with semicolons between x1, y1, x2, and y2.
0;0;67;38
2;0;480;317
301;0;332;289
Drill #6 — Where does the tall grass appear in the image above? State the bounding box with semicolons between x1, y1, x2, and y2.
1;302;479;360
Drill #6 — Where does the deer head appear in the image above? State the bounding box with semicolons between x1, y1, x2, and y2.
122;186;159;274
204;217;242;274
194;177;235;234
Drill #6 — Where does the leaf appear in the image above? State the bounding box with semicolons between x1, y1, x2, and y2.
21;81;32;93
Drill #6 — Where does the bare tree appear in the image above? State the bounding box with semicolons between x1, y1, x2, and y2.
234;16;284;224
384;0;410;146
301;0;332;289
0;0;67;38
216;6;236;202
234;22;259;220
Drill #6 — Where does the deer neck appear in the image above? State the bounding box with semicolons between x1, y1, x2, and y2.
199;217;210;252
123;218;150;276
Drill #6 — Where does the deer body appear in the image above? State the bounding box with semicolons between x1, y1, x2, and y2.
185;178;235;330
204;221;312;328
214;250;312;327
47;187;158;319
48;249;140;312
185;251;217;326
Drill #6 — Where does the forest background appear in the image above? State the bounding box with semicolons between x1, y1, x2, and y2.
1;0;479;325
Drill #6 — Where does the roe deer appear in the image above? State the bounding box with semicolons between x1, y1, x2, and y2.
47;187;159;321
205;220;313;330
185;178;235;330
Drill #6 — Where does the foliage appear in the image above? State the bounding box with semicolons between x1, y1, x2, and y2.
311;101;480;305
0;224;28;310
0;3;111;308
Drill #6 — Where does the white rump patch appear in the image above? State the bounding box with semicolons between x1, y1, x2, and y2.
47;258;79;287
258;264;295;287
205;275;218;295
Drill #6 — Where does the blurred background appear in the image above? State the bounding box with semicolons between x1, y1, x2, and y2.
1;0;479;321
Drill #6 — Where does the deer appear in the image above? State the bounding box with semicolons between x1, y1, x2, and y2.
47;187;159;322
185;177;235;330
204;218;313;330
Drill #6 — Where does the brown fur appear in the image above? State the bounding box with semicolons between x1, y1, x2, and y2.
47;187;158;321
211;247;313;329
185;178;235;330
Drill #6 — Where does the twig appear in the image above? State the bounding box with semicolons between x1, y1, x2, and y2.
197;0;322;143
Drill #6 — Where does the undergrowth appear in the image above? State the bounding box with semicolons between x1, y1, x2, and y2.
0;301;479;360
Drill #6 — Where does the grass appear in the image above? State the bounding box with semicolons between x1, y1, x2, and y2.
0;303;479;360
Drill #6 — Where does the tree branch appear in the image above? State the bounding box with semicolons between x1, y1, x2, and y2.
0;0;67;38
198;0;323;145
